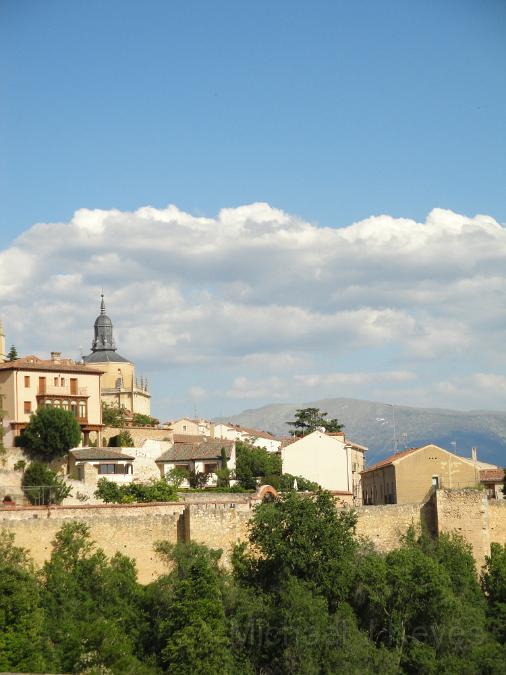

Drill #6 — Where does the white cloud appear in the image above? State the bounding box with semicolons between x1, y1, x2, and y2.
1;202;506;415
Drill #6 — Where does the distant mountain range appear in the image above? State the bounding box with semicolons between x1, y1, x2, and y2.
216;397;506;468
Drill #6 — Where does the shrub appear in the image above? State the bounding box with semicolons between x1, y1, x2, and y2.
22;462;71;505
95;478;178;503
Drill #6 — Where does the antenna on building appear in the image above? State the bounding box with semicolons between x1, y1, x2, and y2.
386;403;398;452
450;441;457;454
402;432;408;449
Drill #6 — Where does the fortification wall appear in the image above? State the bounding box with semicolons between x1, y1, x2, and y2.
0;489;505;582
354;502;424;551
102;426;172;446
0;502;185;583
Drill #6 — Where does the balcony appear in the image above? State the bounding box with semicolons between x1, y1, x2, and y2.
37;385;88;396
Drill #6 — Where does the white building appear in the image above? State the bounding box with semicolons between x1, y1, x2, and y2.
213;423;281;453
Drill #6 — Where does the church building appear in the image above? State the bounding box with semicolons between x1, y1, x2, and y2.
83;296;151;416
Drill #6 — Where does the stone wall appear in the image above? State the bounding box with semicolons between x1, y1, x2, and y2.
354;501;426;551
0;489;505;583
102;426;172;447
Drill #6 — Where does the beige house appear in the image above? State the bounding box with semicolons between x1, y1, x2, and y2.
361;444;501;505
0;352;104;446
83;296;151;416
69;447;135;481
166;418;213;436
281;430;366;504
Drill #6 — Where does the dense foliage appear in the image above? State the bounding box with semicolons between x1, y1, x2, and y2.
108;429;134;447
19;406;81;460
22;461;72;505
95;477;179;503
287;406;344;436
1;492;506;673
133;412;160;426
6;344;18;361
102;401;128;427
235;440;282;489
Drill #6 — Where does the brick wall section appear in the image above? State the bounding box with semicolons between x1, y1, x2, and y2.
353;502;424;551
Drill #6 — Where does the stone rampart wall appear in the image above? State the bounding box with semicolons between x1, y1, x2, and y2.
0;489;505;583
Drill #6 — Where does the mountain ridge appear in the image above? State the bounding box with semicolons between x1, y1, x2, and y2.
215;397;506;467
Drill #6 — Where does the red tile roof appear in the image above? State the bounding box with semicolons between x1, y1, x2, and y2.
480;469;505;483
361;447;420;474
0;355;103;374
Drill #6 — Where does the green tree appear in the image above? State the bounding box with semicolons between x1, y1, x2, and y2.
6;345;18;361
0;531;49;673
95;477;178;503
22;462;71;505
102;400;128;427
150;541;233;674
482;542;506;644
132;412;160;427
0;386;6;463
41;521;151;674
108;429;134;447
19;406;81;460
235;440;282;489
287;407;344;436
233;490;358;610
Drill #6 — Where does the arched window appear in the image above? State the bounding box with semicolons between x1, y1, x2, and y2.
45;399;52;407
62;400;69;411
79;401;86;419
71;401;78;417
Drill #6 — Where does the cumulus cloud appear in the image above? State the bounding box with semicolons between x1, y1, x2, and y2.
1;202;506;414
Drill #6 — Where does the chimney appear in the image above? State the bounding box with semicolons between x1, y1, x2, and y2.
471;447;478;462
50;351;62;363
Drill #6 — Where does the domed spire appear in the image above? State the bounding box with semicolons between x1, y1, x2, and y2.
83;294;130;364
91;294;117;351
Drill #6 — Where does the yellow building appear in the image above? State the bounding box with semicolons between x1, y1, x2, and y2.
361;443;500;505
83;295;151;416
0;351;103;446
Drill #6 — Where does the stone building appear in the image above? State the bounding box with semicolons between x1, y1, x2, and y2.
361;443;501;505
83;295;151;416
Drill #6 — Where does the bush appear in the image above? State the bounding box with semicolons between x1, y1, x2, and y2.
235;441;282;489
132;413;160;427
95;478;178;503
279;473;321;492
108;430;134;447
19;407;81;461
22;462;71;505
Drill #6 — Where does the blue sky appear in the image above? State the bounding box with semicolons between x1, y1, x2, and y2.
1;1;506;420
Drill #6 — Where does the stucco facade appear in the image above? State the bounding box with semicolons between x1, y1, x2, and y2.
281;431;354;496
361;444;496;505
0;353;103;445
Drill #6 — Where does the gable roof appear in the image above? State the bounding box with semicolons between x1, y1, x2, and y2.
157;438;234;462
222;423;277;440
480;469;504;483
361;447;421;474
71;447;135;461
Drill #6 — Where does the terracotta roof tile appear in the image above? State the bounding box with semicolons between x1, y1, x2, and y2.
0;355;103;374
157;438;234;462
71;448;135;461
361;447;420;474
480;469;505;483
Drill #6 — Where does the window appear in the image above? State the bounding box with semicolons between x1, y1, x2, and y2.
62;400;69;411
204;463;218;474
98;464;116;475
24;375;30;387
182;425;187;431
432;476;439;488
79;401;86;418
71;401;78;417
54;377;58;386
24;401;31;414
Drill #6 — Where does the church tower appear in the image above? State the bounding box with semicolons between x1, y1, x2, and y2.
83;295;151;416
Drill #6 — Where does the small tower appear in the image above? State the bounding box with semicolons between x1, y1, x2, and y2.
0;320;5;364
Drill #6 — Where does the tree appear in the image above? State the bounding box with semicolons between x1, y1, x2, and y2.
0;386;6;463
287;407;344;436
19;406;81;460
235;440;282;489
108;429;134;447
233;490;358;610
482;543;506;643
151;541;234;674
102;400;128;427
132;412;160;427
6;345;18;361
188;469;210;489
0;532;48;673
22;462;71;505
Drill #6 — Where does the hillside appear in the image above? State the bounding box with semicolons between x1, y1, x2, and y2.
216;397;506;467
